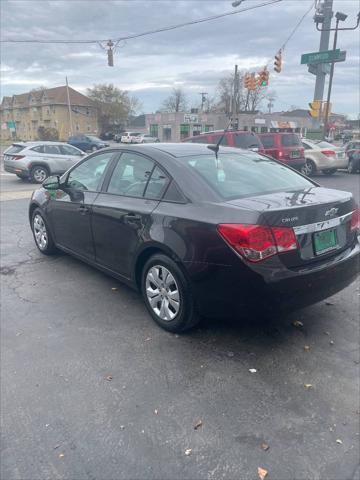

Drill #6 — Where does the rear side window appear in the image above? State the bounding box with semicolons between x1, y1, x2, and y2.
260;135;275;148
144;166;170;199
163;181;186;203
60;145;82;156
6;145;25;155
234;134;262;149
44;145;61;155
212;134;229;146
183;153;313;199
191;136;209;144
31;145;45;153
281;134;301;146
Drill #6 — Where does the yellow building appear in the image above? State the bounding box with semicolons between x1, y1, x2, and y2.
0;85;98;142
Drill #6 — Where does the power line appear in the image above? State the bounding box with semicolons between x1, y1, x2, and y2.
1;0;283;44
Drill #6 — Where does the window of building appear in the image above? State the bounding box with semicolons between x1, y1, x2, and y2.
87;125;91;132
150;124;159;138
180;124;190;140
251;126;258;133
163;127;172;142
193;124;202;136
261;127;268;133
205;124;214;132
76;124;80;131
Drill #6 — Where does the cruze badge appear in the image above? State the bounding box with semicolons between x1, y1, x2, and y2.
325;207;339;217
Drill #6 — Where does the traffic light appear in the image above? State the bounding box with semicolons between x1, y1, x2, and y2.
274;50;282;73
308;100;321;118
244;74;251;89
249;74;257;91
258;68;270;87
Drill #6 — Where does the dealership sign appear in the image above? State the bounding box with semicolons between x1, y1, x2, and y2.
184;114;199;123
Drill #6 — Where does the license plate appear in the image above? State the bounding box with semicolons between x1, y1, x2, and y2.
337;152;345;158
313;228;338;255
291;150;300;158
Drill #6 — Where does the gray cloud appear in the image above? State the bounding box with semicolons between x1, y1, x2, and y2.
1;0;359;116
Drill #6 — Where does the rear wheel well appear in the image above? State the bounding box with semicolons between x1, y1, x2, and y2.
29;203;38;223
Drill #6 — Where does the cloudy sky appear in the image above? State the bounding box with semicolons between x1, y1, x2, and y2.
1;0;359;117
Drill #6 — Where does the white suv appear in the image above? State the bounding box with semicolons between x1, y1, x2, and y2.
120;132;143;144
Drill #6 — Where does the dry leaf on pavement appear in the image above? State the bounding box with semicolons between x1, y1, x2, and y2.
59;453;65;459
111;287;118;291
194;420;203;430
106;375;113;381
185;448;192;456
336;439;343;444
249;368;257;373
304;383;313;389
304;345;310;351
292;320;304;327
258;466;268;480
261;442;269;451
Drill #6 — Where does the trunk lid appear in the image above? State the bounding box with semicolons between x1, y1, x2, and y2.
227;186;355;267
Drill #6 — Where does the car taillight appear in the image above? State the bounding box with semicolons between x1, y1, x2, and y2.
321;150;336;157
351;208;360;231
11;155;25;160
217;224;298;262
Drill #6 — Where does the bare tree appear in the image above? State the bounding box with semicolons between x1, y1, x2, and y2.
161;88;188;112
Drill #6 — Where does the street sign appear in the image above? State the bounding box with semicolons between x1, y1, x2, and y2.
301;49;341;65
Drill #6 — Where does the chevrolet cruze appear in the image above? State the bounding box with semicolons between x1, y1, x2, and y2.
29;144;360;332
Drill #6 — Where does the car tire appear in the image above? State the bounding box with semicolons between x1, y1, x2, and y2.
322;168;337;175
30;165;49;183
31;208;57;255
301;159;316;176
141;254;200;333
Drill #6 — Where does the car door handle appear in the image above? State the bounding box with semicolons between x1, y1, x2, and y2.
78;205;90;215
123;213;142;225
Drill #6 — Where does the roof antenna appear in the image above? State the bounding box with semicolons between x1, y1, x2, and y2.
207;118;233;160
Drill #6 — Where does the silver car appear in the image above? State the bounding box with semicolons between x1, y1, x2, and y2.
3;141;85;183
301;139;347;176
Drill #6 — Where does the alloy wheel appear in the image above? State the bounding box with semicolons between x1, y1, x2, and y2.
301;160;314;176
32;167;48;183
33;214;48;250
145;265;180;321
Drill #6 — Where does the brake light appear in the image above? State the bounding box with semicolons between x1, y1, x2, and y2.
321;150;336;157
217;224;298;262
278;151;283;158
351;208;360;231
12;155;24;160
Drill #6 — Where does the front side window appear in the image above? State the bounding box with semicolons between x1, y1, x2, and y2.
234;134;262;149
183;153;314;199
67;152;113;191
107;152;154;197
60;145;83;156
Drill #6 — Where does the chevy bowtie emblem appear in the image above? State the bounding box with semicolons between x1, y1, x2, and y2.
325;207;339;217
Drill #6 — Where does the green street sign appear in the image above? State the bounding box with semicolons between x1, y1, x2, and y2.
6;121;16;129
301;49;341;65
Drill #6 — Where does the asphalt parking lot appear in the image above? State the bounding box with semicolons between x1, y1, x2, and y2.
1;167;359;480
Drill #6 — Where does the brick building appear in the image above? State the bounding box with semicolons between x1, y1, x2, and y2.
0;85;98;142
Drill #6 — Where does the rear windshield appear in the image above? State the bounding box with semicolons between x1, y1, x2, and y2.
281;134;301;146
314;141;335;149
6;145;25;155
233;133;262;149
259;135;274;148
183;153;313;199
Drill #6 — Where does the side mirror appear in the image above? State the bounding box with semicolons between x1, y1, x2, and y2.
43;175;61;190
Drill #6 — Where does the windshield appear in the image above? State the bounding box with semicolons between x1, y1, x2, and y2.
6;144;25;155
183;153;313;199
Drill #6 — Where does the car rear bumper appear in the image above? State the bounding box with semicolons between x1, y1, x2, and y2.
189;242;359;318
4;162;29;176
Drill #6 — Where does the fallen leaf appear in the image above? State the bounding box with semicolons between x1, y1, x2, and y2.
185;448;192;456
336;439;343;444
249;368;257;373
304;383;313;389
304;345;310;351
154;409;158;415
59;453;65;459
106;375;113;381
325;301;335;306
329;340;334;345
194;420;203;430
258;466;268;480
292;320;303;327
145;337;151;341
111;287;118;291
120;425;125;430
227;351;234;357
261;442;270;451
53;444;60;450
324;331;330;336
16;332;23;336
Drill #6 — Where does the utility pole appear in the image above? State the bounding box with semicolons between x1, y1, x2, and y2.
65;76;74;137
233;65;239;115
313;0;333;107
199;92;208;111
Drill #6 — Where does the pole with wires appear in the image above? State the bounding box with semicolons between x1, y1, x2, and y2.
65;76;73;137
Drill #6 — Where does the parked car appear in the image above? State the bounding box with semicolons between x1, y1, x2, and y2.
300;139;347;176
68;135;109;152
29;143;359;333
137;134;160;143
257;133;305;170
100;131;114;141
345;140;360;173
3;141;85;183
114;131;126;143
182;130;265;153
120;132;143;144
